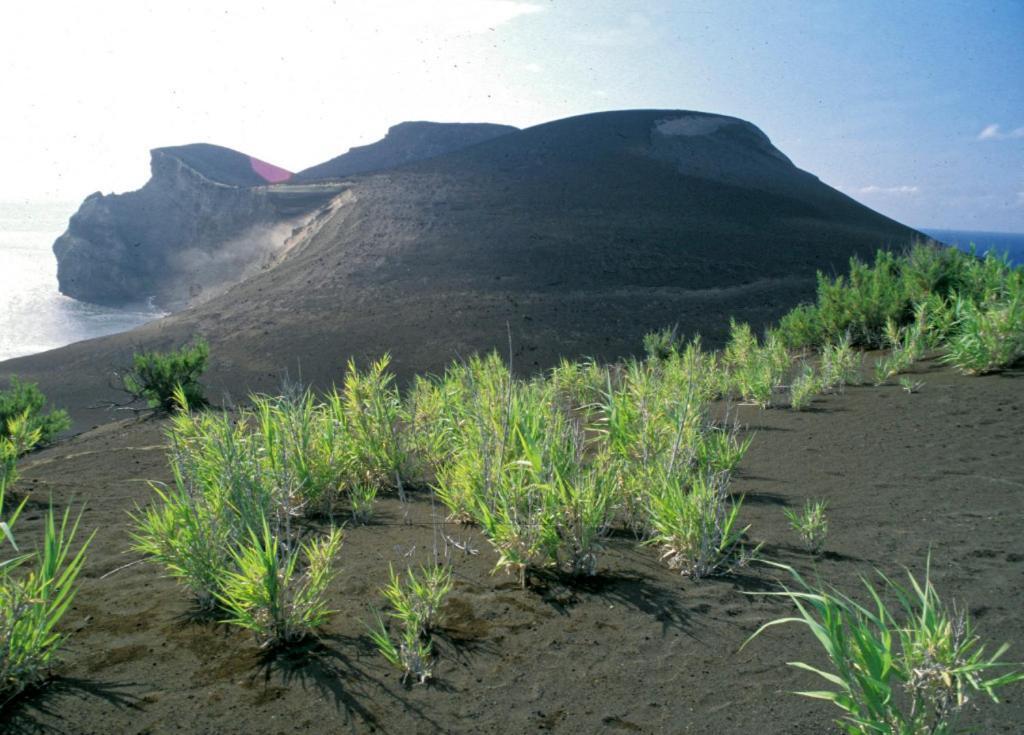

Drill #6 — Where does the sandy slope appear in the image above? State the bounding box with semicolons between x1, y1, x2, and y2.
2;357;1021;734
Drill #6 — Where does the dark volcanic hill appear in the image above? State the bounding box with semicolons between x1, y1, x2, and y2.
14;109;923;429
293;121;517;182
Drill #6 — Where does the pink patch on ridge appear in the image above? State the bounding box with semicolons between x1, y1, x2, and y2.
250;156;293;183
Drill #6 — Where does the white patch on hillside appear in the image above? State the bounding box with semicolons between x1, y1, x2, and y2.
654;115;737;137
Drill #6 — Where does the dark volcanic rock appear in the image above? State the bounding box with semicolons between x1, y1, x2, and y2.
53;144;345;308
293;121;518;182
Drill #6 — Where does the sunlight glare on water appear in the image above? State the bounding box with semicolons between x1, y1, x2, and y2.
0;200;163;362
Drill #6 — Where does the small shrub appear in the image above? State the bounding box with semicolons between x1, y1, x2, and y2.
124;339;209;412
1;414;41;501
745;559;1024;735
782;498;828;554
774;244;998;350
814;250;909;347
0;378;70;448
942;296;1024;375
777;303;824;350
915;295;956;349
643;326;682;361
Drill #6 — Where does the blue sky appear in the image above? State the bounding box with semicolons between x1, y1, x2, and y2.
2;0;1022;230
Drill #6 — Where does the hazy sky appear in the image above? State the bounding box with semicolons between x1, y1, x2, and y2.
3;0;1022;230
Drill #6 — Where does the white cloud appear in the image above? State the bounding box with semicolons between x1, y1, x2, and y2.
522;62;543;73
853;185;920;195
977;123;1024;141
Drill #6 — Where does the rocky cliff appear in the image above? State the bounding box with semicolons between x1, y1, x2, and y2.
53;144;346;308
53;122;517;308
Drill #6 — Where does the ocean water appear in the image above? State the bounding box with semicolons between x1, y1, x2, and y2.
0;201;162;362
919;228;1024;267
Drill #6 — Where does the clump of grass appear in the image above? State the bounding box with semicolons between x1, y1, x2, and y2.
1;415;92;705
430;359;616;583
744;559;1024;735
347;483;378;524
216;518;343;647
549;357;607;409
381;564;452;636
694;424;753;476
789;365;820;411
369;564;452;684
0;378;70;448
123;338;209;412
132;387;347;636
250;390;346;513
722;321;791;407
367;613;433;686
819;334;861;392
130;463;235;610
874;320;926;385
782;499;828;554
645;470;756;578
899;376;925;394
329;355;409;492
545;466;615;577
